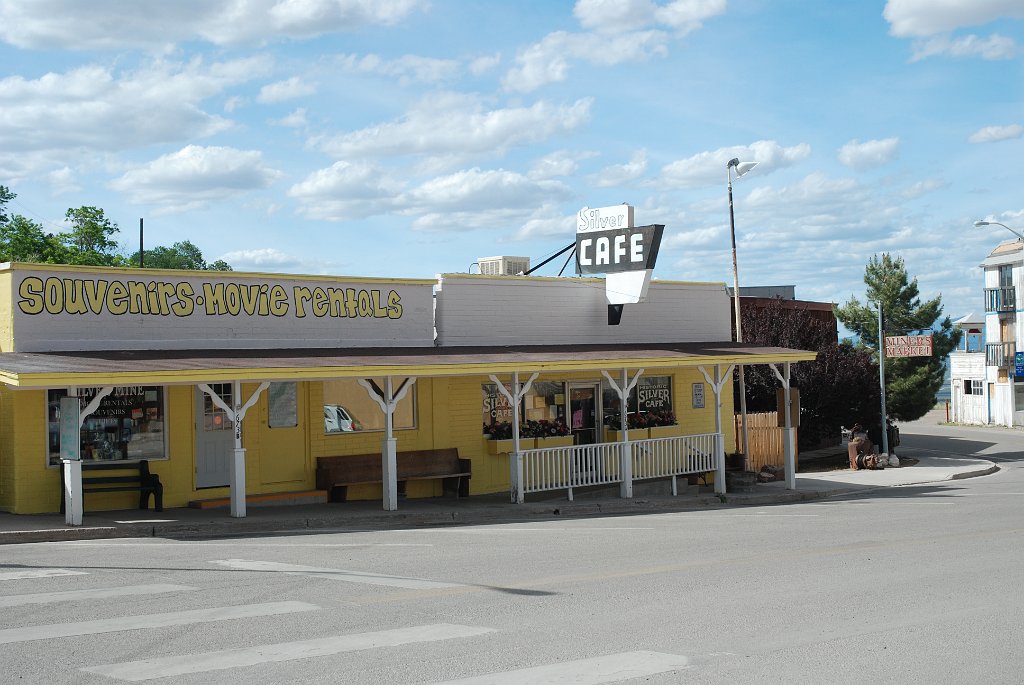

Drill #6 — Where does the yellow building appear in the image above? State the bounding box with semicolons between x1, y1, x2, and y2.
0;263;814;516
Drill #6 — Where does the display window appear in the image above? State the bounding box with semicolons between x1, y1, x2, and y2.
601;375;675;428
47;386;166;466
322;378;415;434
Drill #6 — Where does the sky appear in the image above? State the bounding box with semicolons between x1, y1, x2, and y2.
2;0;1024;326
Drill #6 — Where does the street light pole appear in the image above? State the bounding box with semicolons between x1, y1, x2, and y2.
974;219;1024;240
727;157;758;469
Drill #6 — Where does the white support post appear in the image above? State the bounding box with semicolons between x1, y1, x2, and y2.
359;377;417;511
601;368;643;498
199;380;270;518
699;364;734;495
489;372;537;504
61;386;114;526
770;363;797;490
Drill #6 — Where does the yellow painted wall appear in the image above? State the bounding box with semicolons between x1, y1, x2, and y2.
0;271;12;352
1;368;737;513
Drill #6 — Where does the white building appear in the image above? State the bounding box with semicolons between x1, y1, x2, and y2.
949;239;1024;426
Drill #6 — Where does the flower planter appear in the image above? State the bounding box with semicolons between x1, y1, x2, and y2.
646;425;680;439
532;436;574;449
604;428;647;442
485;439;516;455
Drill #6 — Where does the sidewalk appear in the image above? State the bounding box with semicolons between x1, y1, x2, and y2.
0;450;998;545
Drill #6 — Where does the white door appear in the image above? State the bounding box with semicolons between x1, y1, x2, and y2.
195;384;234;488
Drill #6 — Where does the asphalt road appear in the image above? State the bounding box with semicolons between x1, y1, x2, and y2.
1;415;1022;684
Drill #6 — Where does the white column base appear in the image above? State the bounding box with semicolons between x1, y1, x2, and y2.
63;459;83;526
230;448;247;518
382;437;398;511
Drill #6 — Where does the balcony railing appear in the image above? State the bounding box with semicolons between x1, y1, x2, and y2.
985;286;1016;313
986;341;1016;368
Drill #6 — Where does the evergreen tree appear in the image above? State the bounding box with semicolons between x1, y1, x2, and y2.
835;253;960;422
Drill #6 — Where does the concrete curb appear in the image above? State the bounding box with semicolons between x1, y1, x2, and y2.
0;458;999;545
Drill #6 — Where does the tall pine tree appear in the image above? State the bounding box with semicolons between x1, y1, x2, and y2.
836;254;960;422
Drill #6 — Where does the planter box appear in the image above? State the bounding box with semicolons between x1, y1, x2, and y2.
485;439;516;455
646;425;680;439
531;436;574;449
604;428;647;441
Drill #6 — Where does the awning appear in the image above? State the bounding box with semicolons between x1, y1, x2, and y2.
0;341;816;388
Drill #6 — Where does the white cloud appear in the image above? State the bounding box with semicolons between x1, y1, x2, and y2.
658;140;811;188
288;160;404;220
336;53;462;85
884;0;1024;37
469;53;502;75
529;150;589;180
513;209;575;240
313;94;593;161
109;145;283;213
837;138;900;170
400;168;572;214
0;57;271;177
289;163;572;228
504;0;725;92
744;172;867;212
968;123;1024;143
591;150;648;187
910;33;1018;60
46;166;80;194
574;0;726;35
503;30;669;92
274;108;309;128
217;247;320;272
901;178;947;199
257;77;316;103
0;0;428;49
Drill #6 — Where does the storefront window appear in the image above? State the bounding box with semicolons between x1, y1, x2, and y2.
268;382;298;428
47;386;166;466
323;378;415;433
601;375;675;428
482;381;566;435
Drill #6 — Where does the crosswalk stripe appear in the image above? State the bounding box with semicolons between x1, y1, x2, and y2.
0;569;87;581
430;651;690;684
0;601;318;644
0;584;196;608
210;558;466;589
81;623;496;682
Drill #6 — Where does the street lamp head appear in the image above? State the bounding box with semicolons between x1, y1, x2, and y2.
974;220;990;227
735;161;758;177
727;158;758;179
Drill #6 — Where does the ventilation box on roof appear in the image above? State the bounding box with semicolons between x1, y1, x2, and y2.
478;256;530;276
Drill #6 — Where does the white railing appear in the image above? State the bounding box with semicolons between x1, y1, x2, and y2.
630;433;721;482
520;433;721;500
522;442;621;497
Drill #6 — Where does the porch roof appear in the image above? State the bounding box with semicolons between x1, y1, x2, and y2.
0;341;816;388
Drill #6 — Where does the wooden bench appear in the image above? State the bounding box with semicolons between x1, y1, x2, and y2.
60;459;164;513
316;449;470;502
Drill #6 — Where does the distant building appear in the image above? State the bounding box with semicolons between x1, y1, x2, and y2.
949;240;1023;426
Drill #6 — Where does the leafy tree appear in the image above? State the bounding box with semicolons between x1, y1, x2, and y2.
0;185;14;225
740;297;880;450
127;240;233;271
61;206;123;266
0;215;67;263
836;253;960;422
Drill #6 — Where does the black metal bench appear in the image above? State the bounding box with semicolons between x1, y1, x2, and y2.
316;449;470;502
60;459;163;512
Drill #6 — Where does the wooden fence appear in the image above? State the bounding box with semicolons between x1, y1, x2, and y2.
734;412;798;472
